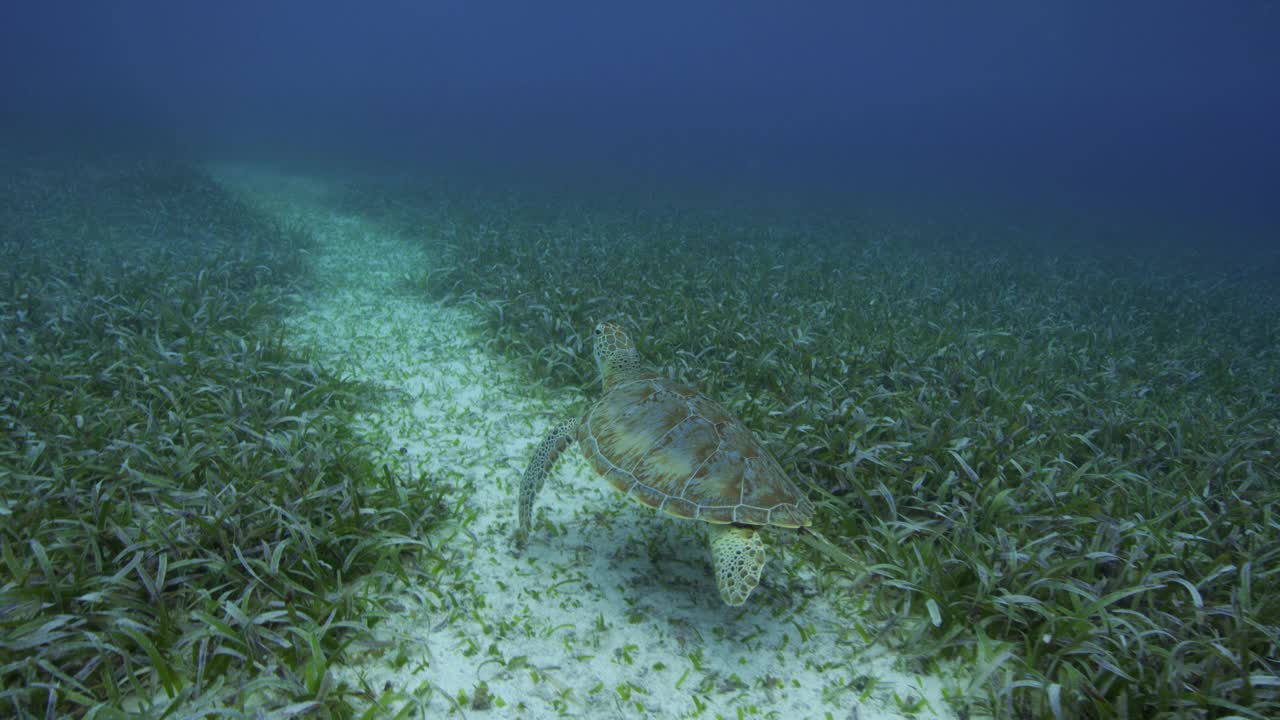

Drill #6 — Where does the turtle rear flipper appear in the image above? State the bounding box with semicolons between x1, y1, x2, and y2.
708;524;766;606
515;417;579;550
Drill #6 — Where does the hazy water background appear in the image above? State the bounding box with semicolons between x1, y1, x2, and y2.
3;4;1279;717
2;1;1277;261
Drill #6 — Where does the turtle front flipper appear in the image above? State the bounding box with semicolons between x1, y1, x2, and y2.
515;417;579;550
707;524;766;606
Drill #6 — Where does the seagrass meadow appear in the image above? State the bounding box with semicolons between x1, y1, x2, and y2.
339;177;1280;719
0;154;449;717
1;152;1277;720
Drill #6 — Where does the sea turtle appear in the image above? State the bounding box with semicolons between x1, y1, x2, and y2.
515;322;820;606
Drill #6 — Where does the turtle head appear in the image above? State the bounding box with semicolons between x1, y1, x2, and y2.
592;322;643;389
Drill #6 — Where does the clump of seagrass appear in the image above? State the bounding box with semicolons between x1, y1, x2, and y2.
0;153;448;718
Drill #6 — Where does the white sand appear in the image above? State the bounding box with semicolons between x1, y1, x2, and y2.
213;165;972;719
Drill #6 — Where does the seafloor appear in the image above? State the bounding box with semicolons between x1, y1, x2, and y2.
1;155;1276;719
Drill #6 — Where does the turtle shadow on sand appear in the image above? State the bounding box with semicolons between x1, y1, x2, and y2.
574;506;815;614
522;503;826;648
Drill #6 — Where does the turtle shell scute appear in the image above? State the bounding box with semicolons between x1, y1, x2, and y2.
581;378;814;529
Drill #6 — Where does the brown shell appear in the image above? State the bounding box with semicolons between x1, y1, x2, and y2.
579;377;815;528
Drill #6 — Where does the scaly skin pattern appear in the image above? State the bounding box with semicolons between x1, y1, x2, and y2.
515;416;579;549
593;322;653;391
708;524;766;606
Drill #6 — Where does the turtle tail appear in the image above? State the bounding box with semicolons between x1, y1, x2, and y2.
515;417;579;550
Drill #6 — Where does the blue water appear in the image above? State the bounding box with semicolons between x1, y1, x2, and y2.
2;1;1276;247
